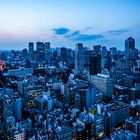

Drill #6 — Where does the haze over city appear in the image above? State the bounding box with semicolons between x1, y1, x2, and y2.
0;0;140;50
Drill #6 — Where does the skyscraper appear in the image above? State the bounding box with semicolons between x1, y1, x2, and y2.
75;87;96;111
61;47;67;64
90;73;113;100
93;45;101;55
13;96;22;121
125;37;136;68
90;54;101;75
75;43;84;72
36;41;45;61
44;42;50;63
28;42;34;54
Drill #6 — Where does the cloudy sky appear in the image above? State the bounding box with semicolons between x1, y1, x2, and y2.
0;0;140;50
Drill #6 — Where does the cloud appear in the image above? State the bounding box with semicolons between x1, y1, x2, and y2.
72;34;104;41
83;26;94;32
70;30;79;36
53;27;70;35
67;29;104;41
107;29;128;35
52;27;104;41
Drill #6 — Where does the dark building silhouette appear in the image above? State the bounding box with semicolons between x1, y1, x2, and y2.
90;55;101;75
93;45;101;55
125;37;137;68
44;42;50;63
28;42;34;54
61;47;67;64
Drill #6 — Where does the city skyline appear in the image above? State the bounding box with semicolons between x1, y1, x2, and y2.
0;0;140;50
0;2;140;137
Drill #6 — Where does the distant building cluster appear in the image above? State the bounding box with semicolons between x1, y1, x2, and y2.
0;37;140;140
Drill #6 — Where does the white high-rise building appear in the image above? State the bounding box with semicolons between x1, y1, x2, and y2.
90;73;113;99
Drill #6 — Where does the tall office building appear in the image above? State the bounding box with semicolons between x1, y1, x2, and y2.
36;41;45;61
36;41;45;52
110;47;118;61
61;47;67;64
110;47;117;56
90;73;113;100
0;94;15;122
101;46;107;70
95;114;105;137
105;102;130;133
75;87;96;111
22;48;28;58
75;43;84;72
90;54;101;75
125;37;137;68
28;42;34;54
93;45;101;55
101;46;107;58
67;48;74;67
44;42;50;63
13;96;22;121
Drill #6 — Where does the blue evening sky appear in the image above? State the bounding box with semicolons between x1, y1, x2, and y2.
0;0;140;50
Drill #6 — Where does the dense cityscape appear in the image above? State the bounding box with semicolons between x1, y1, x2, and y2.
0;37;140;140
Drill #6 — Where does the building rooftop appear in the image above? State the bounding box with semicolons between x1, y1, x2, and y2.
108;101;129;111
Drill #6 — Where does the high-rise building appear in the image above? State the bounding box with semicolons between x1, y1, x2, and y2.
93;45;101;55
75;43;84;72
0;95;15;122
84;50;92;66
44;42;50;63
13;96;22;121
61;47;67;64
67;48;74;67
101;46;107;70
110;47;118;61
28;42;34;54
105;101;130;133
36;41;45;61
36;41;45;52
110;47;117;56
106;51;111;70
101;46;107;58
95;114;105;137
125;37;137;68
22;48;28;58
90;73;113;100
75;87;96;111
90;54;101;75
125;37;135;59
